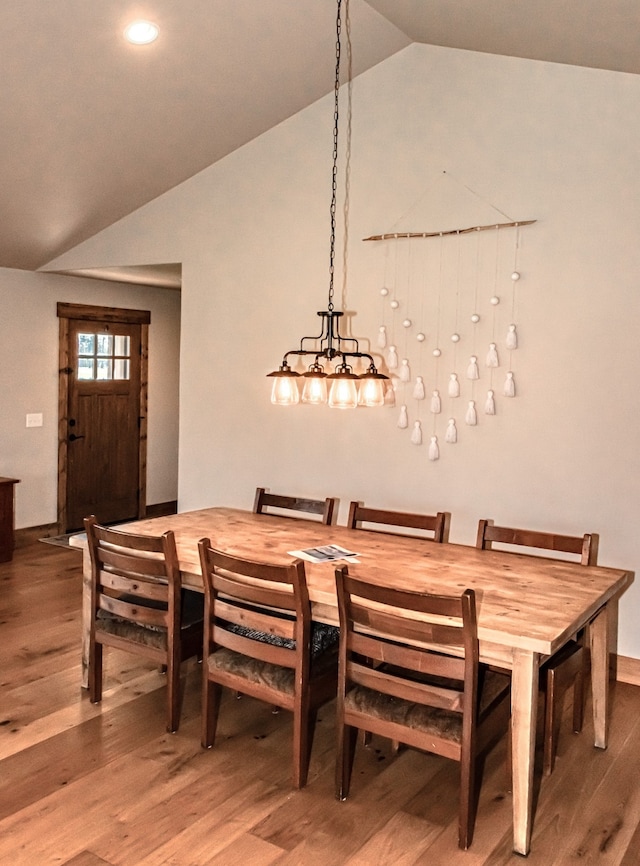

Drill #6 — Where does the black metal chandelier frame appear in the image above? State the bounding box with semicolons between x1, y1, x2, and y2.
267;0;387;407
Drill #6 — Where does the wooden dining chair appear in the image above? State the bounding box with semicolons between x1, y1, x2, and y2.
347;501;450;542
476;518;599;775
84;515;204;733
334;566;510;850
254;487;337;525
198;539;339;789
348;502;451;752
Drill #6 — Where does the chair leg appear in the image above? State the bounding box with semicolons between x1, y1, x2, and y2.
335;723;358;801
458;748;477;850
201;675;222;749
544;644;587;776
166;658;181;734
572;668;585;734
88;639;103;704
292;702;313;790
543;667;558;776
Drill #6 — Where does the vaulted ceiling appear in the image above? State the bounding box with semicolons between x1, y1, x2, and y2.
3;0;639;282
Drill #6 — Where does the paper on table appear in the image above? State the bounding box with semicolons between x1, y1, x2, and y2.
288;544;360;564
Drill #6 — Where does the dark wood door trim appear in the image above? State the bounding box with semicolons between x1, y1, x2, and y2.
57;302;150;325
57;303;149;533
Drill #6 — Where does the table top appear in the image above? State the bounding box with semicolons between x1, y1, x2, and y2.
101;506;634;660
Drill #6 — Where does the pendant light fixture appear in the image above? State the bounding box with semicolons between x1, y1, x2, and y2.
267;0;387;409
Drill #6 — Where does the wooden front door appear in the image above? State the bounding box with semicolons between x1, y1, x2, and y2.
58;303;149;532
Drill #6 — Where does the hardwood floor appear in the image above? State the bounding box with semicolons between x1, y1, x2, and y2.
2;542;640;865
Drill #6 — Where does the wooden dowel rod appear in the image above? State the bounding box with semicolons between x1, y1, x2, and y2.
362;219;536;242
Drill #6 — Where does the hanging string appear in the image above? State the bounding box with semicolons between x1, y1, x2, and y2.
418;233;428;342
386;238;400;371
379;238;391;344
446;232;463;434
362;168;528;239
507;224;521;364
431;233;445;437
487;226;501;392
441;170;515;220
472;226;481;338
413;229;428;410
400;237;413;390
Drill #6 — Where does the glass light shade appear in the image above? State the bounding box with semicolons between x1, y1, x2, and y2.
301;374;327;405
328;371;358;409
358;375;385;407
124;20;159;44
269;373;300;405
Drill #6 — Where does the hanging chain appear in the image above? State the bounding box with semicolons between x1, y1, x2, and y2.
327;0;342;313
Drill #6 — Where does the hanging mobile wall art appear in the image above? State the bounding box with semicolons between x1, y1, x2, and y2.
365;218;535;461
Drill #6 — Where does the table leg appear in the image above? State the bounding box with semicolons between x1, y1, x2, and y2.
511;648;539;856
590;601;612;749
81;546;91;689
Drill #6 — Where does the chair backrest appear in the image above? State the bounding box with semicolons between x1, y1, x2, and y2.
475;519;598;565
334;565;479;752
84;515;181;636
347;502;450;543
253;487;337;525
198;538;311;671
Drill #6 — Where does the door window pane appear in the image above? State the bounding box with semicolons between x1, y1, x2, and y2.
97;334;113;356
76;331;131;380
77;358;95;380
78;333;95;354
114;335;130;355
96;358;113;380
113;359;130;380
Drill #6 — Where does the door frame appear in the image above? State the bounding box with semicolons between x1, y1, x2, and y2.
57;302;150;534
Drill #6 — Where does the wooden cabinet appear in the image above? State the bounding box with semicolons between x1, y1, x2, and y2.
0;478;20;562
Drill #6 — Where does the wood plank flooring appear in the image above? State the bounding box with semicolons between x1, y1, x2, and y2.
2;542;640;865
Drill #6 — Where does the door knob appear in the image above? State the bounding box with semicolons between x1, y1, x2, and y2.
68;433;85;441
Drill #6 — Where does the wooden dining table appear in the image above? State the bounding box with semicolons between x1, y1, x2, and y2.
72;506;634;856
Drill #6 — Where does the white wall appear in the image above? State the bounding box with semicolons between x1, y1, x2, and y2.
0;268;181;528
46;44;640;658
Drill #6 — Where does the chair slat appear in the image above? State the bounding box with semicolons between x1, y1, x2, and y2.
214;599;297;641
346;575;463;619
349;661;465;712
97;547;168;578
254;487;337;525
347;502;450;542
214;571;296;612
93;524;167;553
99;570;169;602
349;601;464;649
98;595;168;628
350;630;465;679
212;626;298;668
476;519;598;565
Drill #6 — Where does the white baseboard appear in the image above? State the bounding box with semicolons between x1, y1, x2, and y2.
616;655;640;687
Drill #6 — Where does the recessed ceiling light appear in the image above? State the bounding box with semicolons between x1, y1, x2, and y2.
124;20;159;45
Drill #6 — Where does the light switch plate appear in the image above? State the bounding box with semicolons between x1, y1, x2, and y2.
26;413;43;428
